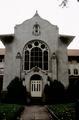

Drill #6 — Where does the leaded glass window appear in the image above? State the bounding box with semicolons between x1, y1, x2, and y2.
23;40;49;70
24;50;29;70
44;51;48;70
31;47;42;69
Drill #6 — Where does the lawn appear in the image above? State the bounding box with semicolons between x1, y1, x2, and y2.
0;103;24;120
48;103;76;120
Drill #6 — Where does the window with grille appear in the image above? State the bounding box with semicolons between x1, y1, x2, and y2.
31;47;42;69
23;40;49;70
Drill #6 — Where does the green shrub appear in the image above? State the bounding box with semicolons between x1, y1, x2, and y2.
0;104;24;120
6;77;27;104
67;79;79;101
44;79;66;103
49;103;76;120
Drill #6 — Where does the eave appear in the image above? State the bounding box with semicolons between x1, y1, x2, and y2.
59;34;75;46
0;34;14;44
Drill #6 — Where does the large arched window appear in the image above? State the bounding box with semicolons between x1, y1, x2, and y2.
23;40;49;70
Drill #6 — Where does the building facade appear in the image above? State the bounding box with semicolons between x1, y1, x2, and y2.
0;12;74;98
68;50;79;84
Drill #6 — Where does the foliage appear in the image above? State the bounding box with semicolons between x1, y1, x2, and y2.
59;0;79;8
6;77;27;104
59;0;68;7
49;103;76;120
67;79;79;101
0;103;24;120
44;78;66;103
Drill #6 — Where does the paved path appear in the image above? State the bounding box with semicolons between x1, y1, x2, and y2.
20;105;53;120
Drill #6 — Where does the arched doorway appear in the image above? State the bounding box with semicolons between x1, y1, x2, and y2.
30;74;42;97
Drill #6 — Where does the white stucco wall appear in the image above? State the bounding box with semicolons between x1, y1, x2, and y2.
2;13;69;91
57;39;69;87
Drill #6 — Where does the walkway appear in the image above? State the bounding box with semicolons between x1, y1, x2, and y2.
20;105;54;120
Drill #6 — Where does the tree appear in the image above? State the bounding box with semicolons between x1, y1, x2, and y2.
67;78;79;101
59;0;79;8
59;0;68;7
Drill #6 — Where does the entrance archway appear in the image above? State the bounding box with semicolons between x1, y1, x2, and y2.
30;74;42;97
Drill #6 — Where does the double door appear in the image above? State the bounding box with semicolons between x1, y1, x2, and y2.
31;80;42;97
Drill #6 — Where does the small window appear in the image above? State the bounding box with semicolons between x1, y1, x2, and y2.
33;23;40;36
0;55;4;62
41;44;45;49
0;59;3;62
30;74;41;80
68;69;71;74
28;44;32;49
74;69;78;75
34;41;39;46
0;68;4;74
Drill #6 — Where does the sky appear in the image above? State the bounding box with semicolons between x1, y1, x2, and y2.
0;0;79;49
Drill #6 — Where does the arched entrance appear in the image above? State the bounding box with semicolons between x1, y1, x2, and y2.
30;74;42;97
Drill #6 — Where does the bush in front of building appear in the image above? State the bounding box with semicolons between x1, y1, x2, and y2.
49;103;76;120
67;79;79;101
44;78;66;104
66;79;79;119
4;77;27;104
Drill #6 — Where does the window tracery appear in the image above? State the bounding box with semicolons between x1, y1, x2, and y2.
23;40;48;70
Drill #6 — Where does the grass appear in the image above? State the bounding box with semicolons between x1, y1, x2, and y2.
0;103;24;120
48;103;76;120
